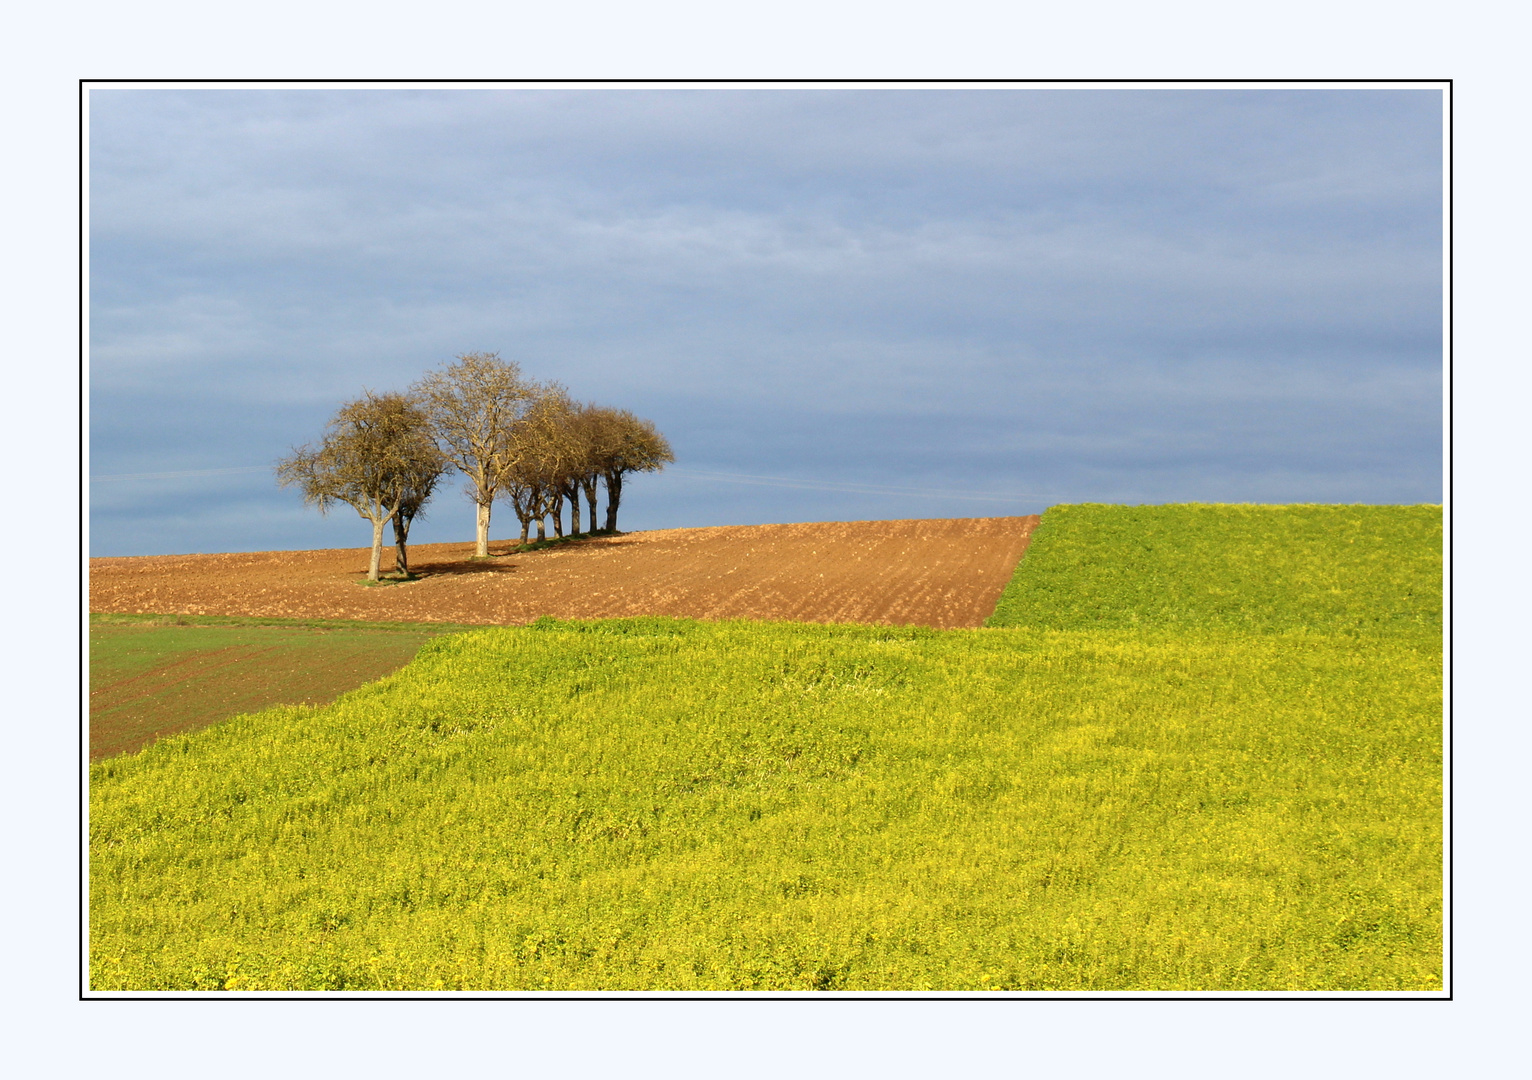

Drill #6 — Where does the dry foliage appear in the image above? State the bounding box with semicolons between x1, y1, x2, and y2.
275;392;445;581
412;352;538;556
281;352;674;560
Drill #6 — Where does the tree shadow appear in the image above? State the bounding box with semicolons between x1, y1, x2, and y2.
404;559;522;578
351;533;644;580
387;535;643;578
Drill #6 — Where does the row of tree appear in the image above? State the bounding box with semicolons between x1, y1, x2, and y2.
276;352;674;580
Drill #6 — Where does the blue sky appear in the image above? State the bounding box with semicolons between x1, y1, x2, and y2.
88;86;1443;557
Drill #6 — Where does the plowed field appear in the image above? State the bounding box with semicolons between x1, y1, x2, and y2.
89;517;1040;630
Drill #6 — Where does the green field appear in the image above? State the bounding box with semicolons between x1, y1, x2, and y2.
987;503;1442;634
89;614;486;760
89;504;1443;992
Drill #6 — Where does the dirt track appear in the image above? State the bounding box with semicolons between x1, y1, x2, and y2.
89;517;1039;630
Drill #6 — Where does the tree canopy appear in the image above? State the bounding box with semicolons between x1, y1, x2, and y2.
275;391;445;581
587;407;675;532
413;352;538;557
281;356;673;563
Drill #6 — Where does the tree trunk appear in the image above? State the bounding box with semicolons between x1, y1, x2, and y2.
604;471;623;532
552;494;564;538
392;513;411;576
519;516;530;543
368;516;386;581
568;485;582;535
475;501;492;557
583;478;599;533
536;515;547;541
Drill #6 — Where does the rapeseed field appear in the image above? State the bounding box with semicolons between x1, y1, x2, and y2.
89;504;1442;992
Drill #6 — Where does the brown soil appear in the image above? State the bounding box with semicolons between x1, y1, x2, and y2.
89;517;1040;630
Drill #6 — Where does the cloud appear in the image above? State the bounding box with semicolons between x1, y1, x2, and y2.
88;87;1442;556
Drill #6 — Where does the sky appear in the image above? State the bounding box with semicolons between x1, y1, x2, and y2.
88;85;1444;557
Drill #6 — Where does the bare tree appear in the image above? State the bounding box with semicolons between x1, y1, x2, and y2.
527;385;582;538
589;408;674;532
276;391;446;582
559;403;607;535
413;352;537;557
390;454;447;577
497;384;582;542
499;474;543;544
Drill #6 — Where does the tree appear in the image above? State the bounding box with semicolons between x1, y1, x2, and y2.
499;474;544;544
276;391;446;582
572;404;607;534
589;408;674;532
413;352;538;557
559;402;608;535
389;451;447;577
496;384;582;542
524;385;583;538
